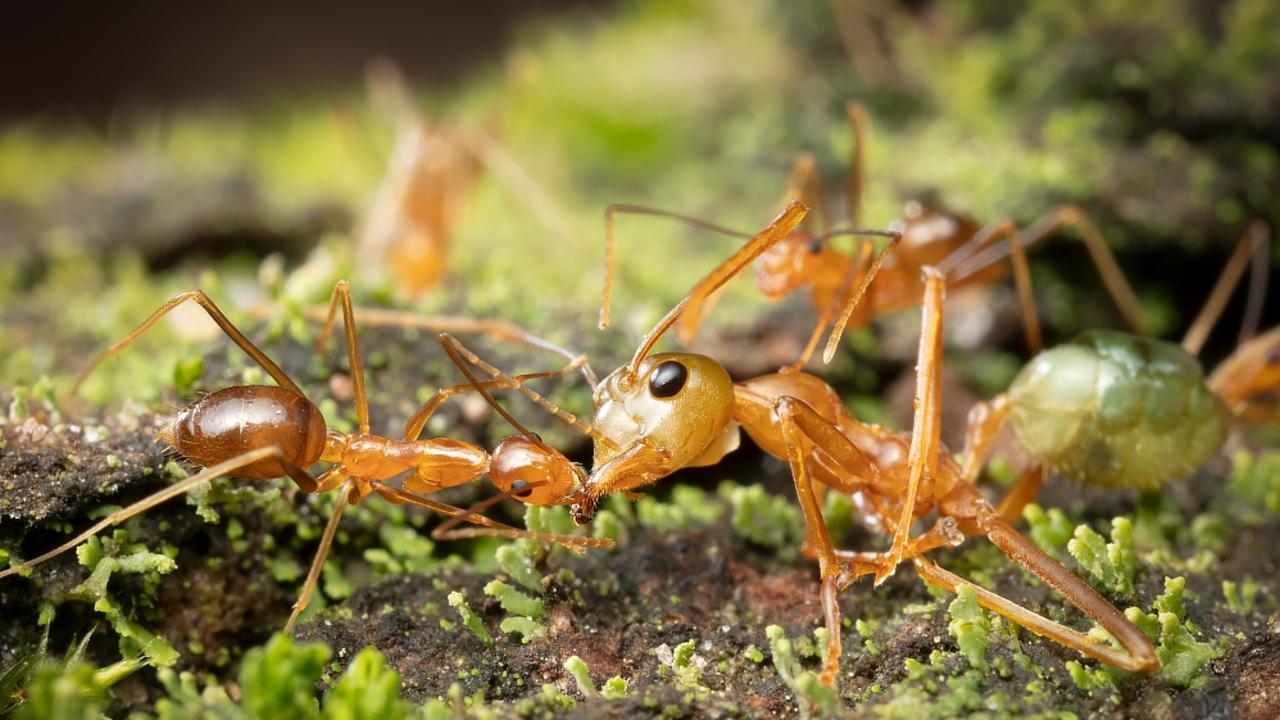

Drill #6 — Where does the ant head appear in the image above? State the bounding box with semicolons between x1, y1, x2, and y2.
754;230;828;298
568;352;738;523
489;435;584;506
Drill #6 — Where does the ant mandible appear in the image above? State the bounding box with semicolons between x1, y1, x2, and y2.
449;201;1158;686
599;101;1146;367
0;280;610;633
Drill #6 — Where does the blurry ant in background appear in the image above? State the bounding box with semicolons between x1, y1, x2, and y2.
599;101;1145;367
354;59;574;296
0;281;609;634
449;202;1158;686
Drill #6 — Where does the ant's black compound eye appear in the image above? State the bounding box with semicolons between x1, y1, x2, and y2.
807;238;824;255
510;479;534;498
648;361;688;399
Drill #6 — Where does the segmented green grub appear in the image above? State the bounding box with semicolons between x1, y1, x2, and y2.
1008;330;1229;488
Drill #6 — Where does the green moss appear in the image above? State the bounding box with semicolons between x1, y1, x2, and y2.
239;634;330;719
483;579;545;618
498;616;547;644
1222;577;1263;613
764;626;839;718
719;482;805;557
1023;503;1074;557
1067;517;1136;599
323;647;414;720
946;585;989;670
448;591;493;648
1122;577;1223;688
15;662;105;720
636;486;722;531
563;655;597;697
494;544;543;593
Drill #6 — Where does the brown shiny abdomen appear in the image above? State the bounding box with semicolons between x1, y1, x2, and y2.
169;385;327;480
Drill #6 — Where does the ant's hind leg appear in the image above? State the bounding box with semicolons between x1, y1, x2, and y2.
316;280;372;434
913;510;1159;673
73;291;303;397
1207;325;1280;413
287;473;351;633
0;446;320;581
1182;221;1270;355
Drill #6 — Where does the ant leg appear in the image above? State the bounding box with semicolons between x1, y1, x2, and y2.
73;291;303;397
307;305;597;386
369;482;611;552
317;280;372;434
820;230;902;363
1182;221;1270;355
937;218;1042;352
1207;325;1280;412
913;510;1159;673
880;267;946;585
781;152;829;235
846;102;869;228
600;203;753;330
994;466;1048;524
959;393;1012;482
286;476;351;633
0;446;320;581
954;206;1145;338
629;201;810;374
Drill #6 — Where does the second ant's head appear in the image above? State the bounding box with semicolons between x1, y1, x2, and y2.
754;230;837;298
489;435;586;506
569;352;740;523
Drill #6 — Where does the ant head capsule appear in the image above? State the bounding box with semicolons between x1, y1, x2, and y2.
489;436;584;506
578;353;739;509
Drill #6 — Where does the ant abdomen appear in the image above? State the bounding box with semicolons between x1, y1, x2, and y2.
164;386;328;480
1007;330;1229;489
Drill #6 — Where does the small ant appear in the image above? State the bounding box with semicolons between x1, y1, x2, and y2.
947;220;1277;515
599;101;1145;367
450;201;1159;686
356;60;574;296
0;281;610;633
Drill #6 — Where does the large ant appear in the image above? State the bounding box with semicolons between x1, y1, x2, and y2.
0;281;610;632
943;220;1277;516
599;101;1146;367
449;201;1159;686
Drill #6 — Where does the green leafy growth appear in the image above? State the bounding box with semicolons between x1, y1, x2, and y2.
238;634;329;720
15;662;105;720
484;580;546;618
323;647;414;720
146;668;240;719
720;482;805;556
563;655;597;698
665;639;705;693
1067;517;1136;598
498;616;547;644
1023;503;1073;557
1065;660;1113;691
1222;577;1262;613
68;533;179;667
765;626;839;718
636;486;722;531
495;544;543;593
946;585;989;670
448;591;493;647
1123;577;1222;687
1227;449;1280;519
601;676;629;701
364;524;437;577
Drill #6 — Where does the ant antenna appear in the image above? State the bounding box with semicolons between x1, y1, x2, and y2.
439;334;622;454
822;232;903;362
625;200;810;379
440;334;545;449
